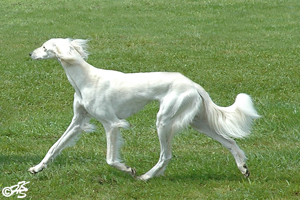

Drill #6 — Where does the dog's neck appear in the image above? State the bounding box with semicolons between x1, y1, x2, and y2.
58;58;95;99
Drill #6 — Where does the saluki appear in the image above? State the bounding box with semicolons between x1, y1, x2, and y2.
29;38;260;181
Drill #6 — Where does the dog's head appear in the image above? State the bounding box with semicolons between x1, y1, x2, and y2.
30;38;89;61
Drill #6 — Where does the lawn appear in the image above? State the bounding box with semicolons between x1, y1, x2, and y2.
0;0;299;199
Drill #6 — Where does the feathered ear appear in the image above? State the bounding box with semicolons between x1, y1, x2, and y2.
70;39;89;60
53;39;74;59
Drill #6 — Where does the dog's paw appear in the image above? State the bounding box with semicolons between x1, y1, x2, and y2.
242;164;250;178
28;167;39;174
28;164;46;174
130;168;137;177
136;174;151;181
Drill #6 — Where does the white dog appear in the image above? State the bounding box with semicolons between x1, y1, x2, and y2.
29;38;260;181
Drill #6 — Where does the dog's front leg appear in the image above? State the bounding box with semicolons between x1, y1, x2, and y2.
103;123;136;177
28;117;84;174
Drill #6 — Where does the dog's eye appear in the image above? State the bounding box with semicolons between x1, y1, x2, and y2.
42;46;47;51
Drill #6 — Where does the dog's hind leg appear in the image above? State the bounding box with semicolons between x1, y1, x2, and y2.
137;118;174;181
191;117;250;177
103;121;136;177
137;91;199;181
137;101;176;181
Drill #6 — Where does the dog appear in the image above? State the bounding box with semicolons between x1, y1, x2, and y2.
29;38;260;180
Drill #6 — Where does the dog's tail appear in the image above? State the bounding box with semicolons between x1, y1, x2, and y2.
196;85;260;139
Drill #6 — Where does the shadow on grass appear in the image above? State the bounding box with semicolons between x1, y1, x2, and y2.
167;171;244;183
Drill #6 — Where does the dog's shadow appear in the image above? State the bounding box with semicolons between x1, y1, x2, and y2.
165;168;245;183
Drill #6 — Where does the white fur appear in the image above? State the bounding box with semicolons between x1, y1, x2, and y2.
28;38;260;180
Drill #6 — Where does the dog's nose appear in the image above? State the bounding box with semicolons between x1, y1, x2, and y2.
29;52;32;57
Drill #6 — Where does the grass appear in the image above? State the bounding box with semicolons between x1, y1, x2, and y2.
0;0;300;199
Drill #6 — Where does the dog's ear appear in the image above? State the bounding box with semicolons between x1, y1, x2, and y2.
53;42;70;58
71;39;89;60
52;38;89;61
52;39;76;60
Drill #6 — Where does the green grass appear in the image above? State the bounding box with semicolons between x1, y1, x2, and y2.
1;0;300;199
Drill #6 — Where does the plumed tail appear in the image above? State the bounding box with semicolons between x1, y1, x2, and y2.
197;86;260;139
